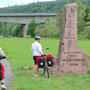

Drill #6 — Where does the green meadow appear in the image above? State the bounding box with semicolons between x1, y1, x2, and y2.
0;38;90;90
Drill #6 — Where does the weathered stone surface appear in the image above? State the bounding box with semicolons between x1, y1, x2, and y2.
50;3;90;75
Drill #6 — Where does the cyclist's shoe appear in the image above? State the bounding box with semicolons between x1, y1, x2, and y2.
34;74;39;77
0;84;7;90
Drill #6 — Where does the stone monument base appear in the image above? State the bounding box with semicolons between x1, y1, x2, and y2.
50;48;90;75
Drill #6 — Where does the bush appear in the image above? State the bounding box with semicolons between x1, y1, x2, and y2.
80;26;90;39
27;21;39;37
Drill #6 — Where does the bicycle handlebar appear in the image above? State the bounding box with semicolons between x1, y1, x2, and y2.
42;48;49;51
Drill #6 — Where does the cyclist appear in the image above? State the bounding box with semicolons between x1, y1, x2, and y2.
31;36;43;76
0;47;7;90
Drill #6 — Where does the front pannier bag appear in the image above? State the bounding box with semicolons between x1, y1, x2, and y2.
46;54;54;67
47;58;53;67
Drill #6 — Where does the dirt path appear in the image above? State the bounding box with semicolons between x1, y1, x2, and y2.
1;59;14;90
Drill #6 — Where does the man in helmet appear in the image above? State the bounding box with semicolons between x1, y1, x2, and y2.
31;36;43;76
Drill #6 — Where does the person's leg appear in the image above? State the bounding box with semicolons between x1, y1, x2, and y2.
32;65;36;75
34;65;39;76
33;56;39;76
32;56;37;75
35;65;38;75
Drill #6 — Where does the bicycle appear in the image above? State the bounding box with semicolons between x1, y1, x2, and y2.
37;54;54;78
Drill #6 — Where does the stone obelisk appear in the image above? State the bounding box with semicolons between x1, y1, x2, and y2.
50;3;90;75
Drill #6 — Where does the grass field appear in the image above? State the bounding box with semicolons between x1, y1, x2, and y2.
0;38;90;90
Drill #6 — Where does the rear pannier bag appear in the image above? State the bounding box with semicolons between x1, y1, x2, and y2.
36;56;45;68
38;60;45;68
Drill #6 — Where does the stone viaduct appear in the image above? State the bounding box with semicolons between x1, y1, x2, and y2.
0;13;57;37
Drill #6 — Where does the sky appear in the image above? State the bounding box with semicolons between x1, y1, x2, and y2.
0;0;56;8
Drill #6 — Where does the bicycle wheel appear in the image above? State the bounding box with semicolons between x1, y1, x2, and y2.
45;68;49;78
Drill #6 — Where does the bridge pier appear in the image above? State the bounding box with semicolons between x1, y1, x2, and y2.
23;24;28;38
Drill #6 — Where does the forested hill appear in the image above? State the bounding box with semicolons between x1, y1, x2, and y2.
0;1;63;13
0;0;90;13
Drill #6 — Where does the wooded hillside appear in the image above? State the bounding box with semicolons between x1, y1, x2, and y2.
0;0;89;13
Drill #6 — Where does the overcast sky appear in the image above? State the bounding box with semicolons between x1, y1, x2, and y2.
0;0;56;8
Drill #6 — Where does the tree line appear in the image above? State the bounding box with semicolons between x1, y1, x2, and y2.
0;0;89;13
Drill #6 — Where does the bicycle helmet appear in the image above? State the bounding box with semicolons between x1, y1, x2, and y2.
35;36;41;40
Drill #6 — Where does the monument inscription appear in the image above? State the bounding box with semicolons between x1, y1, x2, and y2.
50;3;90;75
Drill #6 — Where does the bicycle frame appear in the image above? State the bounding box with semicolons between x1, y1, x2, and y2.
43;58;49;78
37;53;53;78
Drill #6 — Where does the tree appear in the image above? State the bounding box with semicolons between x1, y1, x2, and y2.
27;21;39;37
0;22;4;35
11;24;23;37
11;25;18;37
56;2;70;34
16;24;23;37
80;7;90;39
85;7;90;22
56;1;86;35
35;20;59;38
2;22;11;37
76;1;86;34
